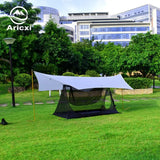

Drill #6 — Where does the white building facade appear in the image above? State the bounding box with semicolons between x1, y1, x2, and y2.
60;12;150;46
35;6;60;27
59;4;160;46
0;4;157;45
35;6;74;41
116;4;160;34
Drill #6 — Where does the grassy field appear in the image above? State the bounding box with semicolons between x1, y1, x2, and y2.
155;79;160;86
0;83;160;160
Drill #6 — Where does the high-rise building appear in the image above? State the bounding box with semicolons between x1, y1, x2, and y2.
115;4;160;34
35;6;60;27
35;6;74;41
1;4;159;46
60;4;160;46
60;12;150;46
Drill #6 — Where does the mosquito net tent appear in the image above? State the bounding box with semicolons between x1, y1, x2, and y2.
34;71;132;119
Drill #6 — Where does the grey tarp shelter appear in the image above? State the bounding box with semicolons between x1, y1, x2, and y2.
34;71;132;119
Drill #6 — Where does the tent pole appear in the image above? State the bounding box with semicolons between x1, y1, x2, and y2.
31;70;36;121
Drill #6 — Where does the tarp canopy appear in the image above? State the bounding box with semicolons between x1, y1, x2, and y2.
34;71;133;91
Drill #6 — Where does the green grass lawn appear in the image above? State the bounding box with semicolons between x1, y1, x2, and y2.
155;79;160;86
0;83;60;105
0;84;160;160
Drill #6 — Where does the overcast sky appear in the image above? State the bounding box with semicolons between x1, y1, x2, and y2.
0;0;160;16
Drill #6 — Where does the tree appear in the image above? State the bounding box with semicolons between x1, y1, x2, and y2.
72;39;103;74
93;40;105;51
122;32;160;77
0;0;42;75
100;42;124;76
40;19;73;74
0;0;40;24
69;47;82;74
119;46;135;77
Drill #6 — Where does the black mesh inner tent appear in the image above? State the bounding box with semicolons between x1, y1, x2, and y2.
53;85;119;119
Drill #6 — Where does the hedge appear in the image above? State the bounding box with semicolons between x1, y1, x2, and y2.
79;75;90;77
124;77;152;89
62;72;76;76
85;70;100;77
0;73;8;84
15;73;32;89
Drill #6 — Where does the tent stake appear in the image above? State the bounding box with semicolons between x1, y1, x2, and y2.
32;70;36;121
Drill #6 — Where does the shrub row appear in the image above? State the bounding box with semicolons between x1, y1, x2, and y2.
124;77;152;89
62;72;77;76
14;73;32;89
62;70;100;77
0;73;8;84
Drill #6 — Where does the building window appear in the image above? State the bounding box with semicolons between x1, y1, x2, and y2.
91;27;149;33
80;31;89;35
92;33;138;40
79;25;89;29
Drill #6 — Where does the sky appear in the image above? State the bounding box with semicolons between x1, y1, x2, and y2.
0;0;160;16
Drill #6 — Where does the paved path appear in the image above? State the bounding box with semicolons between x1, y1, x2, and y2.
0;101;55;107
0;98;159;107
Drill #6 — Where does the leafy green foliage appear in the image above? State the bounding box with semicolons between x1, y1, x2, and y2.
15;73;31;88
0;0;42;76
93;40;105;51
100;42;124;76
79;74;90;77
40;20;72;74
121;73;129;78
125;77;152;89
0;0;160;80
72;39;103;74
0;73;8;83
62;72;76;76
33;63;57;74
121;32;160;77
85;70;100;77
0;0;40;23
